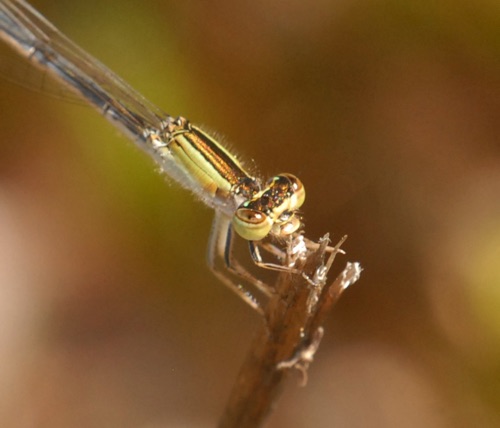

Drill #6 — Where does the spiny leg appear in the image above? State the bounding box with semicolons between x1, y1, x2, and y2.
249;234;346;273
248;238;305;273
207;212;272;313
224;226;274;298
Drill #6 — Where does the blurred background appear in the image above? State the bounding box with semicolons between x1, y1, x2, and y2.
0;0;499;426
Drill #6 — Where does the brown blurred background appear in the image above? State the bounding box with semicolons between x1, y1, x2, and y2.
0;0;499;426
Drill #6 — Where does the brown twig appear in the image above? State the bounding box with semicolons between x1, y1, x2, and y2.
218;234;362;428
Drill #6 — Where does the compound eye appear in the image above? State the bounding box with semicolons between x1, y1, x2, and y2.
276;173;305;209
287;174;306;209
232;208;273;241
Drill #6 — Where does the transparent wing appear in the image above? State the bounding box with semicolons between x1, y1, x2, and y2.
0;0;171;142
0;38;88;104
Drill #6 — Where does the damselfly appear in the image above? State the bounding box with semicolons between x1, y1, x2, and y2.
0;0;314;313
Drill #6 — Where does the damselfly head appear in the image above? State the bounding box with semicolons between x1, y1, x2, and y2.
232;173;305;241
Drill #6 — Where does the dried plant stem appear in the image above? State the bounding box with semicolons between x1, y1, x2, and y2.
218;235;361;428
